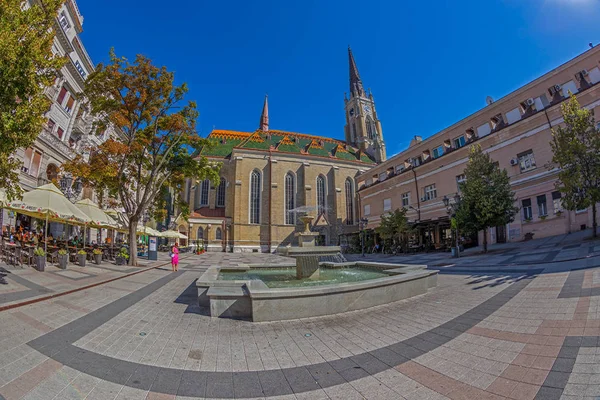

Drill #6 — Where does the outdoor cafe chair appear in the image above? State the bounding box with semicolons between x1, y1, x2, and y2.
22;247;35;268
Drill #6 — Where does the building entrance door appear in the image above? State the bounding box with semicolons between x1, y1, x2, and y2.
496;225;507;244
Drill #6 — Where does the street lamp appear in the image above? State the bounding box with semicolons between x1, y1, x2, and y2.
443;194;462;258
59;173;83;202
188;222;193;252
359;217;368;257
206;223;211;251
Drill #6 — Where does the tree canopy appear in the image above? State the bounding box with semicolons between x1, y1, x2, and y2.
455;145;517;252
63;50;219;265
0;0;66;200
376;208;411;250
550;94;600;237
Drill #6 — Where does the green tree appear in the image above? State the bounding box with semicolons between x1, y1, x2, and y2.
550;95;600;238
455;145;517;252
63;50;219;265
0;0;66;200
376;208;411;251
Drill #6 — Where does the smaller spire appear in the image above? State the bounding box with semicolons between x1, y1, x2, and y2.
259;94;269;131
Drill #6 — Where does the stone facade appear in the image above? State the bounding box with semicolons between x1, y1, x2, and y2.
358;46;600;247
178;49;383;252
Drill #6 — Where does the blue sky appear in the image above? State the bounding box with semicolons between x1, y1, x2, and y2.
78;0;600;156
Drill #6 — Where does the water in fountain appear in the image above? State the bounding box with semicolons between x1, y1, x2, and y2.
319;252;347;264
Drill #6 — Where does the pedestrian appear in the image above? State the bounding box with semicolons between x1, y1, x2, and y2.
171;242;179;272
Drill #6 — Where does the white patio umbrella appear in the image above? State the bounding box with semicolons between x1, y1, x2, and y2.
161;230;187;239
75;199;118;228
137;226;163;237
5;183;92;252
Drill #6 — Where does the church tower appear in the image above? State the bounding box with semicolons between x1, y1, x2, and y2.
344;47;386;163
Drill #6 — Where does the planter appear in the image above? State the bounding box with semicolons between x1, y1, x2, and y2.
77;254;86;267
115;256;126;265
57;255;68;269
93;254;102;265
35;256;46;272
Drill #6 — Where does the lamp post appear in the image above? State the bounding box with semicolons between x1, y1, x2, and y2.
206;223;211;251
443;193;462;258
59;173;83;202
188;222;193;252
359;218;368;257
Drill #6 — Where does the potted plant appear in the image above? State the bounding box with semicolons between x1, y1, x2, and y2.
57;249;68;269
556;210;563;217
540;215;547;220
524;218;532;223
115;247;129;265
93;248;103;265
77;249;87;267
33;247;46;271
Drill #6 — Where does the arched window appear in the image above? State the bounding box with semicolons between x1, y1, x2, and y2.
200;179;209;206
216;178;226;207
316;175;326;216
345;178;355;225
250;170;261;224
197;227;204;240
215;227;222;240
284;172;295;225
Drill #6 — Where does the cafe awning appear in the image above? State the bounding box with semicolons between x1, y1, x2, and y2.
161;230;187;239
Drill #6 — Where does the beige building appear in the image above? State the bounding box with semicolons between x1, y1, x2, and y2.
177;49;385;252
358;46;600;249
2;1;119;238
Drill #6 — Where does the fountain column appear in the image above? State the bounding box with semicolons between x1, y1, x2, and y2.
294;216;320;279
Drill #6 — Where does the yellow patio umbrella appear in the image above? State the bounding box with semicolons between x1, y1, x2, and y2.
5;183;92;252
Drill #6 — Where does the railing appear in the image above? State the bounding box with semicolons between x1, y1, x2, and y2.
39;129;74;159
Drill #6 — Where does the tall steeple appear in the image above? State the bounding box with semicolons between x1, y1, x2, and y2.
348;47;365;98
259;94;269;131
344;48;386;163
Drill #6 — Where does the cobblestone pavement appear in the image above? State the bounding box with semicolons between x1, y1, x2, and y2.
0;253;600;399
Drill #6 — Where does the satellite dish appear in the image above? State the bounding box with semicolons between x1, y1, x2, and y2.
486;96;494;105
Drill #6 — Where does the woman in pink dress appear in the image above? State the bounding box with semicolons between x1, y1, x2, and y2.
171;242;179;272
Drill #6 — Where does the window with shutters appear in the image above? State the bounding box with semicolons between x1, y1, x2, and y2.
284;173;295;225
522;199;533;220
383;198;392;212
65;96;75;114
552;191;563;214
250;170;261;224
57;87;68;105
537;195;547;217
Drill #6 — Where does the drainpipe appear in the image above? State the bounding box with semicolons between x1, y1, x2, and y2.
412;168;421;221
267;150;272;253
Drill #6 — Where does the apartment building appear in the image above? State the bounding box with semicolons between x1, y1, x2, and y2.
2;1;118;236
357;46;600;248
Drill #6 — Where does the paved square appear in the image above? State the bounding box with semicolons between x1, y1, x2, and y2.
0;252;600;399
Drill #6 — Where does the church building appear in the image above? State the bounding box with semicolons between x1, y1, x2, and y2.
178;49;385;252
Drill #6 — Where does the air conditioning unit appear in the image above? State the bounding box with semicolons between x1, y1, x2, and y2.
420;197;427;202
525;98;535;106
576;69;589;81
510;158;519;166
549;84;562;96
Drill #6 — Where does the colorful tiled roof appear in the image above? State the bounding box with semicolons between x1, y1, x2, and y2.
199;129;375;164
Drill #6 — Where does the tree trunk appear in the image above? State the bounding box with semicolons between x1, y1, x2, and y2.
483;229;488;253
593;203;598;238
128;217;139;266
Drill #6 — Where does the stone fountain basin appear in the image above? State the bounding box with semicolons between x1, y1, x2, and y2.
197;262;438;322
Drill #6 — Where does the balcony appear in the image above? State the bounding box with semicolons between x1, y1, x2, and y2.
72;117;89;135
45;86;58;101
38;129;75;160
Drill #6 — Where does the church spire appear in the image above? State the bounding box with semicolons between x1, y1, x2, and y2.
348;47;365;97
259;94;269;131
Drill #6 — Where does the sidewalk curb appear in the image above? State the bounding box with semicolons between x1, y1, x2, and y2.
0;255;193;313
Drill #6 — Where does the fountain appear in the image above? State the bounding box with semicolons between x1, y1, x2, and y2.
277;215;341;279
196;210;438;321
